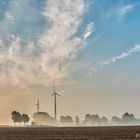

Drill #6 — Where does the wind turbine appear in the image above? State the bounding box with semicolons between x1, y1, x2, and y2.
36;99;40;113
50;81;61;119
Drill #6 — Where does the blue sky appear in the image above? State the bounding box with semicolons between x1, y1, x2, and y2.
0;0;140;124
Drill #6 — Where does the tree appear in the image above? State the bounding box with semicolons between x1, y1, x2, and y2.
75;116;80;126
60;116;66;125
93;114;101;125
66;116;73;125
101;116;108;125
21;114;30;126
122;112;135;123
60;116;73;125
122;112;130;122
11;111;22;126
112;116;120;124
84;114;91;124
130;114;135;120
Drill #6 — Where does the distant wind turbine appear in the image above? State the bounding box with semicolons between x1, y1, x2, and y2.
50;81;62;119
36;99;40;113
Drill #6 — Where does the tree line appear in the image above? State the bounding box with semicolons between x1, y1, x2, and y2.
11;111;139;126
11;111;30;126
59;112;138;126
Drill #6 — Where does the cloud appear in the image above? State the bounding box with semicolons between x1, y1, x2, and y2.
0;0;93;88
0;0;47;42
86;44;140;77
104;2;138;22
83;22;95;39
0;0;6;5
117;3;137;21
5;12;15;23
100;44;140;67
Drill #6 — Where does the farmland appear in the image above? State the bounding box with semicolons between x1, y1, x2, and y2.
0;126;140;140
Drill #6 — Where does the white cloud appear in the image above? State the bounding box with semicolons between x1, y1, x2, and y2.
0;0;6;5
86;44;140;77
100;44;140;67
83;22;95;39
0;0;94;88
0;39;3;46
117;3;137;21
38;0;86;84
5;12;15;23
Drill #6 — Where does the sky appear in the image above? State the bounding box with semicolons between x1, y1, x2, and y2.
0;0;140;124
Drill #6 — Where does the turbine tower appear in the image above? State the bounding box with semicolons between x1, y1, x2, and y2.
51;81;61;119
36;99;40;113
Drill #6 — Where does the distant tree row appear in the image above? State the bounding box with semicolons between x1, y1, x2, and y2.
59;116;80;126
59;112;137;126
83;114;108;125
11;111;137;126
60;116;73;125
11;111;30;126
112;112;136;124
59;114;108;126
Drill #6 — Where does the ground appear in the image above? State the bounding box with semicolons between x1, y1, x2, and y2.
0;126;140;140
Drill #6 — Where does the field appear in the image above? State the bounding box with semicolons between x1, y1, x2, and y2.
0;126;140;140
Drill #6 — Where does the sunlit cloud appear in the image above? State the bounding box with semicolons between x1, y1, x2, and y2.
0;0;93;88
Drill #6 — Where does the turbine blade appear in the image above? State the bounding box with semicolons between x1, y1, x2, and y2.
56;93;63;97
48;94;54;99
53;80;55;92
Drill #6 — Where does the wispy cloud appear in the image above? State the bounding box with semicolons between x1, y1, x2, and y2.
83;22;95;39
117;3;137;21
0;0;6;5
100;44;140;67
87;44;140;77
104;2;138;22
5;12;15;23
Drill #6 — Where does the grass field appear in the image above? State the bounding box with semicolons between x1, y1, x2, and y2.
0;126;140;140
